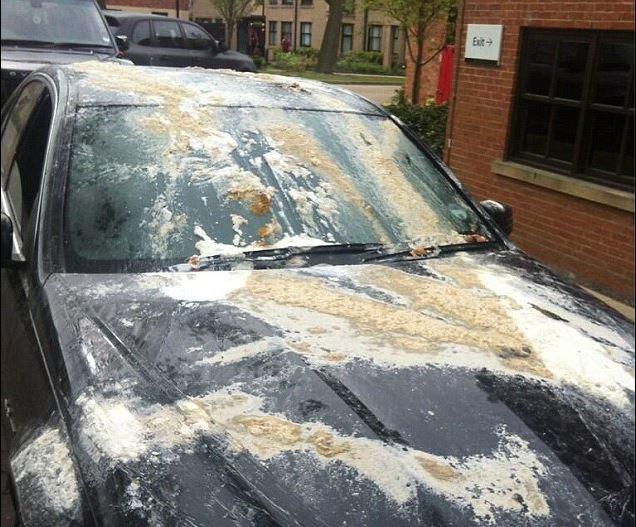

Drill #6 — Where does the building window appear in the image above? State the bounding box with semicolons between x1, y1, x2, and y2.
281;21;292;42
510;29;634;192
391;25;400;57
268;21;278;45
300;22;311;47
269;0;277;4
341;24;353;54
281;0;293;5
300;0;313;4
367;25;382;52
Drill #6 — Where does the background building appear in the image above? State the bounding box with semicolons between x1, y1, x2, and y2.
192;0;406;68
419;0;634;303
105;0;190;19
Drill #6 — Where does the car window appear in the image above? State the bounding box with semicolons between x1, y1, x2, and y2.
152;19;185;48
64;105;491;271
1;83;44;189
182;22;213;51
132;20;151;46
1;83;53;235
1;0;113;48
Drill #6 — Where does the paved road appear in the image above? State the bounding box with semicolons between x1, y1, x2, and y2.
338;84;400;106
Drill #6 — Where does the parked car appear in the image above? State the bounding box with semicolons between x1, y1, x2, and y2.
1;62;634;526
0;0;123;107
103;11;257;72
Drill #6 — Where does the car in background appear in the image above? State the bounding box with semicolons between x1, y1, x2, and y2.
0;0;122;107
103;11;257;72
1;62;633;526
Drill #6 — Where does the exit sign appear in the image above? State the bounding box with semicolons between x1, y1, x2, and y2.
464;24;503;63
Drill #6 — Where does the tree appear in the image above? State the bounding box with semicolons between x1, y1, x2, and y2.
207;0;254;49
316;0;347;73
366;0;455;104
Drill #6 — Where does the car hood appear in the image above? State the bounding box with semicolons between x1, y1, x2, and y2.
1;48;115;72
36;251;635;526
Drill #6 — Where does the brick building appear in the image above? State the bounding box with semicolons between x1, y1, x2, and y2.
190;0;406;69
105;0;190;19
413;1;634;303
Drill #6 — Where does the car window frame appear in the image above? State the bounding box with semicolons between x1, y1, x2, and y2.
180;21;216;52
150;17;187;49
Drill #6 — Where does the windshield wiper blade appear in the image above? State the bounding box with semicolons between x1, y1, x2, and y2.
1;39;57;47
49;42;113;49
209;242;385;262
362;241;500;263
169;243;386;271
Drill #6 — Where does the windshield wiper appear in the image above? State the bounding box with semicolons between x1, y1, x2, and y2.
168;243;386;272
362;241;500;264
1;39;57;47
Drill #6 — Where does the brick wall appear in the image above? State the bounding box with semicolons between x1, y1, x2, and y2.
442;0;635;302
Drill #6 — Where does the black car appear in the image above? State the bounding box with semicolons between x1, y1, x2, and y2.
104;11;257;72
1;62;634;526
0;0;122;107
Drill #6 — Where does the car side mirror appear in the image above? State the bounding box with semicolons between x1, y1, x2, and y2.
480;199;513;236
115;35;129;51
217;41;227;52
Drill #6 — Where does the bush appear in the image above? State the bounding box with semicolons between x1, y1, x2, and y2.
335;51;387;74
384;89;448;157
271;50;317;71
252;55;265;69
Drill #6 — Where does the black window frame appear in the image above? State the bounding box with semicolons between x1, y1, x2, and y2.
300;22;311;47
300;0;313;5
268;21;278;46
281;21;292;42
509;28;634;192
367;25;382;52
341;23;353;54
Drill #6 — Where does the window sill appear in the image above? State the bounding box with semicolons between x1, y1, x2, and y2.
491;160;635;213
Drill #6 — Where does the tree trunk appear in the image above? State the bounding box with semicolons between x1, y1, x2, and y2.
226;21;235;50
410;3;426;105
411;35;424;105
316;0;345;74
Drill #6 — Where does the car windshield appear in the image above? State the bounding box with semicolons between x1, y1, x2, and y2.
1;0;112;48
64;105;493;272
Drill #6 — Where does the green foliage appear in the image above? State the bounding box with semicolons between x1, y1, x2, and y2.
384;89;448;157
335;51;387;74
271;50;318;71
252;55;265;69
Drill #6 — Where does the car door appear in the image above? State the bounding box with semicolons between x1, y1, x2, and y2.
1;80;57;444
124;18;155;65
150;18;191;67
181;21;217;68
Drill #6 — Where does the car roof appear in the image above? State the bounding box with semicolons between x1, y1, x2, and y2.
43;61;385;115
